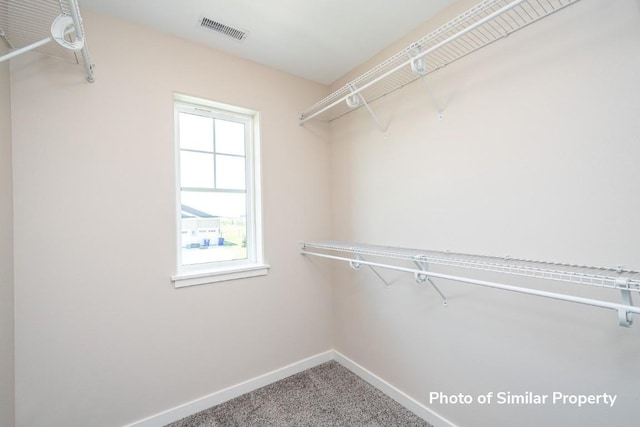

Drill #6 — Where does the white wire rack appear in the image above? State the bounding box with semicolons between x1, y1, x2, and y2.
298;0;582;125
301;241;640;327
0;0;94;82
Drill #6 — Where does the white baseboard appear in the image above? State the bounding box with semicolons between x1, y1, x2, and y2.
124;349;454;427
124;350;334;427
333;351;457;427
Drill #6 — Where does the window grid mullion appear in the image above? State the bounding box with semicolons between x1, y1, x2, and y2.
180;147;214;155
180;147;247;158
212;118;217;189
180;187;247;194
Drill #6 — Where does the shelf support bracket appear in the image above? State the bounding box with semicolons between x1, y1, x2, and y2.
346;84;387;134
350;253;390;289
413;255;447;306
616;276;634;327
419;77;444;121
409;44;443;120
0;30;13;50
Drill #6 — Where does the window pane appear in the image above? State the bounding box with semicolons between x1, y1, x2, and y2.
215;119;245;155
216;155;245;190
181;191;246;218
180;191;247;265
180;151;214;188
179;113;213;152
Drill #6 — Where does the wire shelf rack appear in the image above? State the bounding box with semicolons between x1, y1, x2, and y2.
301;241;640;327
303;241;640;292
0;0;94;82
298;0;582;124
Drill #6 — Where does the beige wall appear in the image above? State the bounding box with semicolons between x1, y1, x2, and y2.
10;10;332;427
330;1;640;426
1;51;15;427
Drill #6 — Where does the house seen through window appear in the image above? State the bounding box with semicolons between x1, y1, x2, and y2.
173;96;265;285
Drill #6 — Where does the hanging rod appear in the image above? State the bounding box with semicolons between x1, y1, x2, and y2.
300;241;640;327
0;0;95;82
298;0;582;124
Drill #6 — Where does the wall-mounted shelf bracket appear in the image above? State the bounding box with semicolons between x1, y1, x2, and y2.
346;84;387;134
616;276;634;327
419;77;444;121
350;253;390;289
413;255;447;306
410;44;444;121
0;30;12;49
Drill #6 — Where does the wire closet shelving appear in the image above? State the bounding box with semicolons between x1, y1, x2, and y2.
0;0;94;82
298;0;582;126
301;241;640;328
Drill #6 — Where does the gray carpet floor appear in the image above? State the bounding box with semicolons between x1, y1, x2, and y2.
166;360;432;427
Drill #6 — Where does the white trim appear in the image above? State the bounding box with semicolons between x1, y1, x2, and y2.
172;263;270;287
124;350;334;427
123;350;454;427
174;93;257;116
333;351;457;427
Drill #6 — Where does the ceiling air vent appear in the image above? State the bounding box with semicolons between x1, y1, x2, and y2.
200;17;248;41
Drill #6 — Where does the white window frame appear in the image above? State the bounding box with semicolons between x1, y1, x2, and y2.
171;94;268;287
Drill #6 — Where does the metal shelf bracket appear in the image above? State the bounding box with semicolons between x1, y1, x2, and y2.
0;30;12;49
350;253;390;289
413;255;447;306
347;84;388;135
410;45;444;121
616;276;634;327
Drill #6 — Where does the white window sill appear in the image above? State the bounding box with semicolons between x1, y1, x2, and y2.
172;264;270;288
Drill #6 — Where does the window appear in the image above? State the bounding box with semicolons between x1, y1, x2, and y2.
172;95;267;287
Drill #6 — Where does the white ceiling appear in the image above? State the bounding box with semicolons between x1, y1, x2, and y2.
79;0;456;85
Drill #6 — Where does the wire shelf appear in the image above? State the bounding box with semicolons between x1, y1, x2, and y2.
0;0;94;82
298;0;582;123
302;241;640;293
